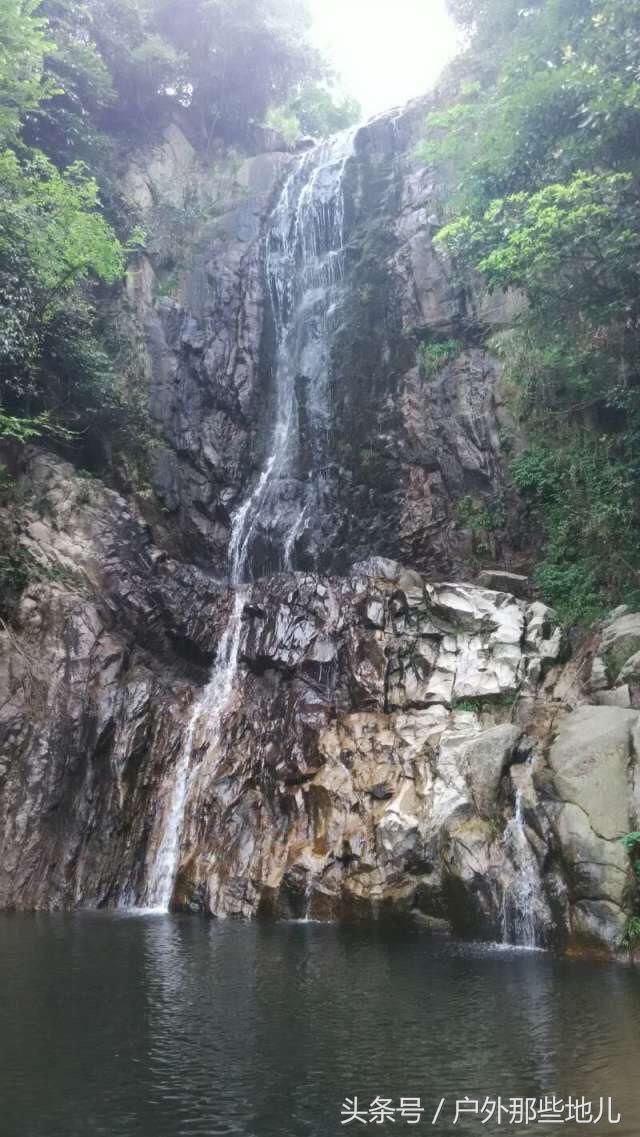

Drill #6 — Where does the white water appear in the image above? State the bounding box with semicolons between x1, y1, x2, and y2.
232;127;357;578
500;781;543;949
143;589;246;910
140;130;358;910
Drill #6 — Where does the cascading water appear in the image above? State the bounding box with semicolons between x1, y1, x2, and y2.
232;127;358;578
142;589;246;910
500;776;544;949
140;129;358;911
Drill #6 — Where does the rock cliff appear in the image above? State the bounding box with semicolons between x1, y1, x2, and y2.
124;100;527;579
0;98;638;957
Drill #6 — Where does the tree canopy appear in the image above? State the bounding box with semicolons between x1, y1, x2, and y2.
0;0;52;143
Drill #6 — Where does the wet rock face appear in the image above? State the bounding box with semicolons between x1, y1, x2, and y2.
0;452;638;955
128;105;529;579
166;565;640;956
124;127;293;572
276;104;527;578
0;450;227;909
174;561;573;942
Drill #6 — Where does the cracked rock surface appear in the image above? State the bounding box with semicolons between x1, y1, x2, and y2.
0;97;638;959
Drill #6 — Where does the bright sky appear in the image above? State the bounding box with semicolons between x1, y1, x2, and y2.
308;0;460;119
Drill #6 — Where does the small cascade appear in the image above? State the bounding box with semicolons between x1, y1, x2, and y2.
299;881;313;923
138;131;358;911
500;779;544;949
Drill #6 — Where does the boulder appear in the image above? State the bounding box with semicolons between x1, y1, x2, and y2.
600;613;640;683
571;900;628;951
456;723;522;818
619;650;640;685
548;705;637;840
589;655;609;692
594;686;632;708
554;802;629;906
477;570;529;598
523;601;564;667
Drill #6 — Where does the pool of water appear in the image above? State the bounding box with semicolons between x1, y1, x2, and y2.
0;914;638;1136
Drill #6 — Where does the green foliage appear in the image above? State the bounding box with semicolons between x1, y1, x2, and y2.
0;145;127;449
454;699;480;712
265;104;301;144
0;149;124;295
455;492;506;560
0;541;30;616
456;492;505;533
621;916;640;952
428;0;640;208
417;338;463;378
266;84;360;144
0;0;53;144
23;0;114;164
150;0;323;144
0;406;73;441
620;833;640;951
437;172;640;311
621;831;640;881
533;564;602;627
445;0;524;40
497;427;513;456
621;832;640;857
453;692;515;713
424;0;640;624
0;407;43;440
0;537;91;617
145;186;223;265
511;436;637;623
289;83;360;138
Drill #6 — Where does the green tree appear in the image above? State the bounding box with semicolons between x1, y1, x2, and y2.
0;148;125;444
0;0;52;143
290;84;360;137
0;149;123;296
266;83;360;142
22;1;114;164
152;0;323;144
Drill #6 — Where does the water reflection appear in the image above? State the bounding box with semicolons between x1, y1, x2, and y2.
0;915;637;1136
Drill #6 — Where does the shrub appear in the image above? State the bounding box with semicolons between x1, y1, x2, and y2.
621;917;640;953
417;338;463;378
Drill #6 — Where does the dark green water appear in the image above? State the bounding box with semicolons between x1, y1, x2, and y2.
0;914;638;1137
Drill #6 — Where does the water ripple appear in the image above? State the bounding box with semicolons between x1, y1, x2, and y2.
0;915;638;1136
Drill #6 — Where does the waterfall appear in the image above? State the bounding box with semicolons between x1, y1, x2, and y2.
139;130;357;911
232;127;358;578
500;779;543;949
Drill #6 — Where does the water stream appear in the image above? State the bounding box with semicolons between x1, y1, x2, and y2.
501;778;544;949
141;129;357;910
